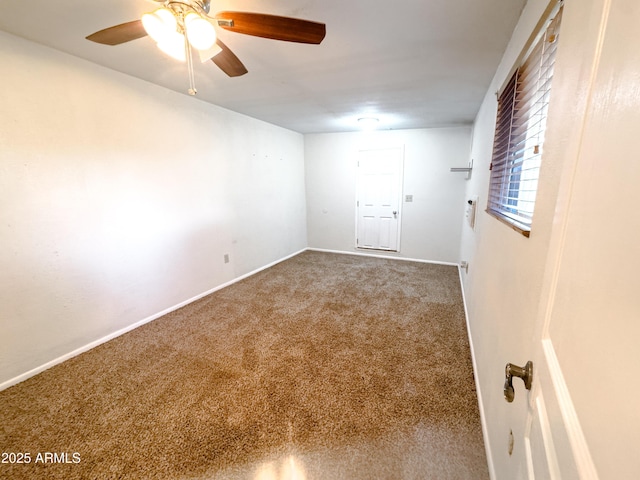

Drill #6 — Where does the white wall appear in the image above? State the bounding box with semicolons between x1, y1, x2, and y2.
458;0;613;477
0;32;306;387
305;128;471;263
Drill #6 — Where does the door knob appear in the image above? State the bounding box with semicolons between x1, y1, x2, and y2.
504;361;533;403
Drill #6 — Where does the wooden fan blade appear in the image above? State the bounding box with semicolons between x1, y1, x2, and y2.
212;39;248;77
215;11;326;44
86;20;147;45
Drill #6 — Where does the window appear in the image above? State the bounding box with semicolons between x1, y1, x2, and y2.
487;5;563;237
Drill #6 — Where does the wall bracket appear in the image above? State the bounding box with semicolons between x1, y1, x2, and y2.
450;159;473;179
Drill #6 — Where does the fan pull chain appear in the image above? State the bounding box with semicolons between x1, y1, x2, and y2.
184;26;197;96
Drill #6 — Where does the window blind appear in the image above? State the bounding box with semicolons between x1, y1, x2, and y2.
487;6;563;237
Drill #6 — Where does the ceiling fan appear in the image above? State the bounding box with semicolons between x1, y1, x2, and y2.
86;0;326;93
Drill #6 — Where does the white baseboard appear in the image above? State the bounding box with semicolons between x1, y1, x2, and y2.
0;248;307;392
458;266;496;480
306;247;459;266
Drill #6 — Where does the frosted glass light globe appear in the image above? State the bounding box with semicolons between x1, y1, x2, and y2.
157;31;186;61
142;8;177;43
185;12;216;50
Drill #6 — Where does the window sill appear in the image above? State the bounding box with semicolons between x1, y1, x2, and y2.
486;209;531;238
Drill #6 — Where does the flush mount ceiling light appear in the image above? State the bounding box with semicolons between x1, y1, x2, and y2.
358;117;380;130
86;0;326;96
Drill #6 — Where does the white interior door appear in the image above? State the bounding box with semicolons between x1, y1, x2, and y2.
356;147;403;251
519;1;640;477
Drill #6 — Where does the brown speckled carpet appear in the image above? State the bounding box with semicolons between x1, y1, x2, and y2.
0;251;488;479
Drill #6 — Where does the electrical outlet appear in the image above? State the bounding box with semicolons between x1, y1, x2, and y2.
405;194;413;202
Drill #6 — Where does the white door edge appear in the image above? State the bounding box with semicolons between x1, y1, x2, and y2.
541;339;599;480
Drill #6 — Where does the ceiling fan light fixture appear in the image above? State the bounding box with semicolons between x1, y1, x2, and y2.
87;5;326;83
185;12;217;51
157;31;186;61
142;8;177;43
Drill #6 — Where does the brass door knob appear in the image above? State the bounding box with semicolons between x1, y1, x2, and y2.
504;361;533;403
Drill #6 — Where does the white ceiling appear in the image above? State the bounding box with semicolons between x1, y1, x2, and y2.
0;0;526;134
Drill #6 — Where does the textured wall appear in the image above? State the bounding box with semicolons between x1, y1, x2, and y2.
304;128;471;263
0;32;306;386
